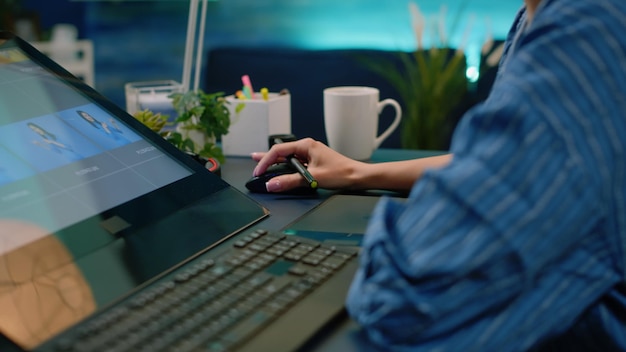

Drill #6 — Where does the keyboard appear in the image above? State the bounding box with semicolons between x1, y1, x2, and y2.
39;229;360;352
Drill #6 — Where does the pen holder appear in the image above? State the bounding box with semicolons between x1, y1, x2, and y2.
222;92;291;156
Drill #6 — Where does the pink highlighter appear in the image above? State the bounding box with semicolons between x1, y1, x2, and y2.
241;75;255;99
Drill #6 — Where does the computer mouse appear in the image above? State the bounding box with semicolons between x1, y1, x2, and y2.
245;163;316;194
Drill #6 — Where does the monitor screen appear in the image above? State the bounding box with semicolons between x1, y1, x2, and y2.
0;44;194;255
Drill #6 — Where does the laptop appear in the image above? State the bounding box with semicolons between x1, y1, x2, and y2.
0;31;386;352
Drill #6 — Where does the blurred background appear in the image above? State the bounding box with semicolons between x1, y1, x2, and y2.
1;0;520;111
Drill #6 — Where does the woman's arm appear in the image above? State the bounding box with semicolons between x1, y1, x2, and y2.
251;138;451;193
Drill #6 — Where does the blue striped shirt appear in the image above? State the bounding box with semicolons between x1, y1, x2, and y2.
346;0;626;350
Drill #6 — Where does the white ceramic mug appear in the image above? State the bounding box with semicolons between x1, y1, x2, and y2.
323;86;402;160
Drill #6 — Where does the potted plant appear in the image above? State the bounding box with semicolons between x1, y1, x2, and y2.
360;1;471;151
132;108;170;136
133;89;242;165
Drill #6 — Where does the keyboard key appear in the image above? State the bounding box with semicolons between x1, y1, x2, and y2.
220;311;273;344
288;265;308;276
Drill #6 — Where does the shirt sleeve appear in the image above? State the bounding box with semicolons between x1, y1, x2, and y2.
345;1;626;350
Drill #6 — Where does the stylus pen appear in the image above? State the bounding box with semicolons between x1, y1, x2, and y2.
287;154;318;189
273;136;318;189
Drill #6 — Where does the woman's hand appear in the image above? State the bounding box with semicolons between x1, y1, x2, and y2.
251;138;365;192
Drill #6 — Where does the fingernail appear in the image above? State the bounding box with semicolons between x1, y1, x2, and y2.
266;180;281;192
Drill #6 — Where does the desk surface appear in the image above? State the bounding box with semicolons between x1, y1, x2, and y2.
221;148;443;352
221;148;443;231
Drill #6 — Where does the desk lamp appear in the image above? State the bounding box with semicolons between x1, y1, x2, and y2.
125;0;210;114
182;0;209;92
